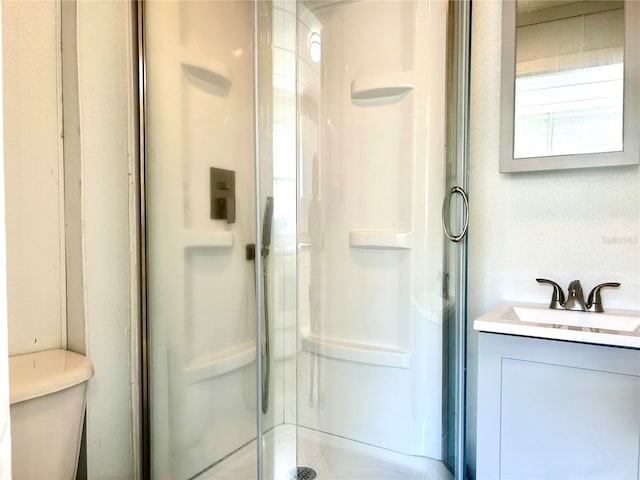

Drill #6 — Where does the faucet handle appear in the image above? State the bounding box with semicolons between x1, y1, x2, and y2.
586;282;621;313
536;278;566;309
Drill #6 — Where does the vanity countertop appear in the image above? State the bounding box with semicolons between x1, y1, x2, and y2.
474;302;640;349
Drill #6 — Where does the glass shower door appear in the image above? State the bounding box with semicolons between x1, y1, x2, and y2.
255;1;299;478
143;1;468;478
145;2;260;477
295;1;465;478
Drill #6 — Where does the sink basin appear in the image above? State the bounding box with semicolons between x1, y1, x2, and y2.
474;302;640;349
513;306;640;332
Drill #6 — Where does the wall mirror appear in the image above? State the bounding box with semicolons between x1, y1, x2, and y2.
500;0;640;172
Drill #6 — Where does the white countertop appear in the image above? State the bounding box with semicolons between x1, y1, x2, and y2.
473;302;640;349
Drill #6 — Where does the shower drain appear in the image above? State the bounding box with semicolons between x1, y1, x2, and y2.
291;466;317;480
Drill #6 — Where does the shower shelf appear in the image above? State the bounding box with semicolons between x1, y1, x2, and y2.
181;50;232;88
351;71;414;103
301;334;410;369
183;342;255;384
349;231;411;250
182;230;233;248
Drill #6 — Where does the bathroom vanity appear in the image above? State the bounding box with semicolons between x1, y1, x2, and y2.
474;302;640;480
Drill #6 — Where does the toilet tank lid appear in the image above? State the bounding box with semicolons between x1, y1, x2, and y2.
9;349;94;405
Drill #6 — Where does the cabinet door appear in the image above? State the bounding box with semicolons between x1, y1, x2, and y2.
501;358;640;479
476;333;640;480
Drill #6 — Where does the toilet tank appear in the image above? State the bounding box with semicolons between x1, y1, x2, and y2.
9;349;94;479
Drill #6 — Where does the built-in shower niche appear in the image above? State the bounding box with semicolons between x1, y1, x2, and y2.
168;345;256;479
181;70;244;232
298;351;416;453
311;84;416;349
184;248;254;359
346;92;415;233
297;324;443;459
164;245;256;479
178;0;254;234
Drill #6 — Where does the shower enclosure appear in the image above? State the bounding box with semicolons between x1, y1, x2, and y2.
143;1;469;479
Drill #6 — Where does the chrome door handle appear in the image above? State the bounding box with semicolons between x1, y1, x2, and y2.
442;186;469;243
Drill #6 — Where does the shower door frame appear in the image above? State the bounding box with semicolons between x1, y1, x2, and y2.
444;1;472;479
136;1;268;478
136;2;149;478
136;1;472;478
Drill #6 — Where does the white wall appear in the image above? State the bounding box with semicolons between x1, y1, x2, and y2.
76;2;137;478
0;2;138;477
0;8;13;477
467;1;640;477
62;0;86;356
2;1;65;356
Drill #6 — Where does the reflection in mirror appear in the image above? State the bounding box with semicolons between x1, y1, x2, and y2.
514;1;624;159
500;0;640;172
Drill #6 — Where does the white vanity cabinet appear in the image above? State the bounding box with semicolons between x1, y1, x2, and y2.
476;333;640;480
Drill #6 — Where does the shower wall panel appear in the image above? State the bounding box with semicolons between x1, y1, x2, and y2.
146;2;257;478
297;0;447;460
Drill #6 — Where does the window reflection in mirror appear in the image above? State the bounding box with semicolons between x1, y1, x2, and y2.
514;1;624;159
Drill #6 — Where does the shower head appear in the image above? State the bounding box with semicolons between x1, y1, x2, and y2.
261;196;274;255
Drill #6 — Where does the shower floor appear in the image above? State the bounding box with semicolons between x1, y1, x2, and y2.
195;424;452;480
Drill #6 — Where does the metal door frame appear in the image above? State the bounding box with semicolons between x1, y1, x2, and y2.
444;1;471;479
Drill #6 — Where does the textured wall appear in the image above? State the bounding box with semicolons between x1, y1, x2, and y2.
0;2;137;476
2;1;64;356
467;1;640;477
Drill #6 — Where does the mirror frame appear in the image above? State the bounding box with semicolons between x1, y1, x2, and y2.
500;0;640;173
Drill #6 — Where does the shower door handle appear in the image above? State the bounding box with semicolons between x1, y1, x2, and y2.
442;186;469;242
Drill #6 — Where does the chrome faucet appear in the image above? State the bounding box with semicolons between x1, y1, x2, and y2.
536;278;620;313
